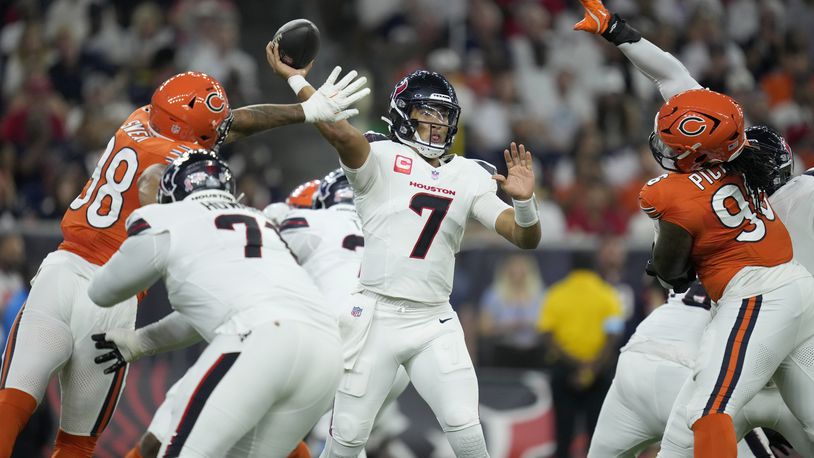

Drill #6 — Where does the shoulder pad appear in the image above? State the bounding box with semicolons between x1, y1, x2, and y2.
126;216;152;236
125;205;162;236
364;131;389;143
472;159;497;176
279;217;310;232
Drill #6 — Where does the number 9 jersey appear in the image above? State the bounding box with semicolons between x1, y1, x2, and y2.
639;165;792;301
59;106;197;266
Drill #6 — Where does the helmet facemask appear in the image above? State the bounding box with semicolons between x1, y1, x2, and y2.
389;99;459;159
744;125;794;195
211;112;234;153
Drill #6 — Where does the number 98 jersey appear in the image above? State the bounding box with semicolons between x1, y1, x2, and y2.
59;106;196;266
639;165;792;301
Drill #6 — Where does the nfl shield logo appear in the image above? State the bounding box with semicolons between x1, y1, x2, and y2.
431;170;440;180
351;306;363;317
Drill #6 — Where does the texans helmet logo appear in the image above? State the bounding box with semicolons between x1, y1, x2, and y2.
393;79;408;98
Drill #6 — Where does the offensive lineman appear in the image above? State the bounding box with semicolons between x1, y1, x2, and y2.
575;1;814;456
0;70;367;457
269;44;541;457
97;169;409;457
88;150;342;457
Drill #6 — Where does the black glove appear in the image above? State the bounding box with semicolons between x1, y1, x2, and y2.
602;13;642;46
92;333;127;375
645;259;696;293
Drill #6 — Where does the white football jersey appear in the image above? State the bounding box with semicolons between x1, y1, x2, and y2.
769;173;814;276
343;136;510;303
622;292;710;366
277;204;364;309
128;198;334;341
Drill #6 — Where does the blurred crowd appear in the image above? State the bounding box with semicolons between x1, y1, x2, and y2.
0;0;270;226
6;1;812;453
2;0;814;240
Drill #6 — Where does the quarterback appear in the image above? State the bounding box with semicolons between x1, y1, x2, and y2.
268;40;541;457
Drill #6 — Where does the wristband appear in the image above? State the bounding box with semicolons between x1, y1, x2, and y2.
287;75;311;95
602;14;642;46
512;195;539;228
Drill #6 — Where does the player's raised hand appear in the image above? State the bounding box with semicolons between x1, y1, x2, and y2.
573;0;611;34
494;142;535;200
301;66;371;123
266;41;313;80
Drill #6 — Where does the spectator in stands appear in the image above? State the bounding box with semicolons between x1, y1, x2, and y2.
0;232;54;458
0;232;25;340
538;251;624;458
479;254;544;368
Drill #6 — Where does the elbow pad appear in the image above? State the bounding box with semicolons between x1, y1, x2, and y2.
602;14;642;46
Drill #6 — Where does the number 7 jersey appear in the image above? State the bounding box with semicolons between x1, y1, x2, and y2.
342;135;510;304
639;165;792;301
59;106;197;266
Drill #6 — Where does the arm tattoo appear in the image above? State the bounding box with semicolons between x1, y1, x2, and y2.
225;104;305;143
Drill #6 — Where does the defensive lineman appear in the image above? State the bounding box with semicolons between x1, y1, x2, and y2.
269;43;541;457
575;1;814;455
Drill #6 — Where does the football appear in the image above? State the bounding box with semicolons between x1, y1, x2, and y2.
272;19;320;69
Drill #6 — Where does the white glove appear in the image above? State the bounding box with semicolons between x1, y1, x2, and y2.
263;202;291;227
92;328;149;374
301;66;370;123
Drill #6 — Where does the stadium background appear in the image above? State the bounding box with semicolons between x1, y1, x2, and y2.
0;0;812;456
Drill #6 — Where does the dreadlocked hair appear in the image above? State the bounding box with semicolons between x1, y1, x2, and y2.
726;145;776;210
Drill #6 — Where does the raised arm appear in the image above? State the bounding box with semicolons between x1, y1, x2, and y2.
474;143;542;249
223;47;370;145
266;43;371;169
224;103;305;143
574;0;701;101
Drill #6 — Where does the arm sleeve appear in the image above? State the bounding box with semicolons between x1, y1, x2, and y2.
618;39;702;101
472;192;512;231
88;231;169;307
136;312;203;356
471;164;512;231
341;141;382;196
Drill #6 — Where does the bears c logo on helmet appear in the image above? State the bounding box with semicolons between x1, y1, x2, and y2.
204;92;226;113
677;116;708;137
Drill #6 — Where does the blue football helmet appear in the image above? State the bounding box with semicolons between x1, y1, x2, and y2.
315;168;354;209
158;149;235;203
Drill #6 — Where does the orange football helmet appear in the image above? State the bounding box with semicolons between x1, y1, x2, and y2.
650;89;746;173
286;179;321;208
149;72;232;150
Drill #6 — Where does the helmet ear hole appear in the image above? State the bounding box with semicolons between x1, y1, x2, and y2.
695;154;708;164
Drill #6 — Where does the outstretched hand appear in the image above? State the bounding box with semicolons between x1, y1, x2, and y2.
493;142;535;201
573;0;611;34
301;66;371;123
